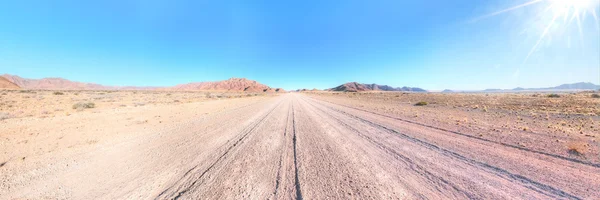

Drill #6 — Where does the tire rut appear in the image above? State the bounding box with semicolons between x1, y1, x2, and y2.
155;100;285;199
272;103;292;199
310;96;600;169
302;96;582;200
292;103;304;200
299;97;473;199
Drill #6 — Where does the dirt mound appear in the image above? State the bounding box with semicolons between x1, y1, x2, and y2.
329;82;426;92
172;78;275;92
0;76;20;89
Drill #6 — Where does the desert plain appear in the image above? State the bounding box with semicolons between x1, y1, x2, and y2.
1;88;600;199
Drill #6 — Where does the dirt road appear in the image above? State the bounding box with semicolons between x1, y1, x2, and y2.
1;93;598;199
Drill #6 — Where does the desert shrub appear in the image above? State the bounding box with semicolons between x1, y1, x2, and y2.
567;142;587;157
0;112;14;121
547;94;560;98
592;94;600;98
19;90;35;94
414;101;428;106
53;91;64;95
72;102;95;110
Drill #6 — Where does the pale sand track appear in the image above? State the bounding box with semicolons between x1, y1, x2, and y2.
1;93;598;199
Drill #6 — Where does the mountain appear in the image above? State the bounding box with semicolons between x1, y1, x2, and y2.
1;74;282;92
1;74;117;90
329;82;426;92
507;82;600;91
0;76;20;89
171;77;281;92
441;89;454;93
551;82;600;90
479;82;600;92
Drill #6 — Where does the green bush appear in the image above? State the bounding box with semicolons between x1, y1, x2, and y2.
414;101;428;106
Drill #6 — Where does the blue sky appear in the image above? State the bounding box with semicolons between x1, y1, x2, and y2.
0;0;598;90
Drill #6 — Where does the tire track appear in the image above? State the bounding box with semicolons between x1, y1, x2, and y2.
272;103;292;199
291;103;303;200
299;97;473;199
155;100;284;199
309;96;600;169
302;96;582;200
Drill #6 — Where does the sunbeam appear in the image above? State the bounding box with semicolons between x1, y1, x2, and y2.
472;0;600;63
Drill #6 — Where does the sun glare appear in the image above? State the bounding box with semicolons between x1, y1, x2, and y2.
473;0;599;63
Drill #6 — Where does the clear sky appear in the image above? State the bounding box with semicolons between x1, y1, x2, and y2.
1;0;599;90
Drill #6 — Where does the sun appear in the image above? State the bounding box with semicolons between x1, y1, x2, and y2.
472;0;600;63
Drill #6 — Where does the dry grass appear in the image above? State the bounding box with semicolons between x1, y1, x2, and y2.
73;102;95;110
566;142;588;157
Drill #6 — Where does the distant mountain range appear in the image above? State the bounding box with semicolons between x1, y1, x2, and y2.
0;74;284;92
2;73;597;93
442;82;600;93
1;74;159;90
328;82;426;92
171;78;285;92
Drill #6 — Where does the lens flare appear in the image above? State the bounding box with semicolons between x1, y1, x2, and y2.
472;0;599;63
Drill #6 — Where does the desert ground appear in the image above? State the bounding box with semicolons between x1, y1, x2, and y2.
1;90;600;199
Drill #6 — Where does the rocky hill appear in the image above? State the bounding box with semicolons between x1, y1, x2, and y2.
171;77;283;92
0;76;20;89
329;82;426;92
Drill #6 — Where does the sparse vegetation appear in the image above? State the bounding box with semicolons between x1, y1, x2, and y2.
414;101;428;106
547;94;560;98
592;94;600;98
567;142;587;157
53;91;64;95
72;102;95;110
0;112;14;121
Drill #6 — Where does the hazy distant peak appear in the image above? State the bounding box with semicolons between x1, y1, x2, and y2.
329;82;426;92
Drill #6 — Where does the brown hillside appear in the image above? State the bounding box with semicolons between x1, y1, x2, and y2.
172;78;277;92
1;74;159;90
1;74;113;90
0;76;20;89
329;82;427;92
329;82;370;92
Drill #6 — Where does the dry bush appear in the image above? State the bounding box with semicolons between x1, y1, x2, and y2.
592;94;600;98
566;142;588;157
0;112;14;121
72;102;95;110
547;94;561;98
53;91;64;95
414;101;428;106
